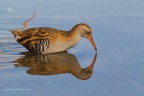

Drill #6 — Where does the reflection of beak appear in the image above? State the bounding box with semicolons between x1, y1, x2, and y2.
88;54;97;70
87;36;97;51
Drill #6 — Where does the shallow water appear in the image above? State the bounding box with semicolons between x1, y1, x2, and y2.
1;0;144;96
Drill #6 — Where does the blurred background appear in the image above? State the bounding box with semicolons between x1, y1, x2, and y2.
0;0;144;96
1;0;143;18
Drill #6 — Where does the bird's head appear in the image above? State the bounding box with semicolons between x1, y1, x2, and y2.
71;23;97;51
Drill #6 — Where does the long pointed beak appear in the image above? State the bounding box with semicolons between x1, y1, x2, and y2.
87;36;97;51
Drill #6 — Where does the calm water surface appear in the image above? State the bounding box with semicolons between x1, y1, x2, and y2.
0;0;144;96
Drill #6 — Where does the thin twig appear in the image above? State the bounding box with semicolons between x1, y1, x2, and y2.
23;11;37;28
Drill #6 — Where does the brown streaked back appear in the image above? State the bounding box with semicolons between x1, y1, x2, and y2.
10;27;69;53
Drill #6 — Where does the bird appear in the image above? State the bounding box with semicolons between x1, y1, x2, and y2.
10;12;97;54
10;23;97;54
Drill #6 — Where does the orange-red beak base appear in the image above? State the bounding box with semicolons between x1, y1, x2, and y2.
87;36;97;51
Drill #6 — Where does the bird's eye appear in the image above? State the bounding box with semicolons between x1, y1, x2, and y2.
86;31;90;35
84;32;90;38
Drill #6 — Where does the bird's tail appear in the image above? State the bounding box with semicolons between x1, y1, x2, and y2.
9;30;22;40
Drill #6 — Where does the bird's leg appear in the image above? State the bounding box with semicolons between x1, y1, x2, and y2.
33;39;49;54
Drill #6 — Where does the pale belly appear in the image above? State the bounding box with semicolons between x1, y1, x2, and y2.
31;35;80;54
47;41;74;53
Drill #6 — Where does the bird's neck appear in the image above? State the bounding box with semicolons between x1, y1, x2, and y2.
66;30;81;48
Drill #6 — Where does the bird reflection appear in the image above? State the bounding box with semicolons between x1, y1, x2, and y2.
14;52;97;80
